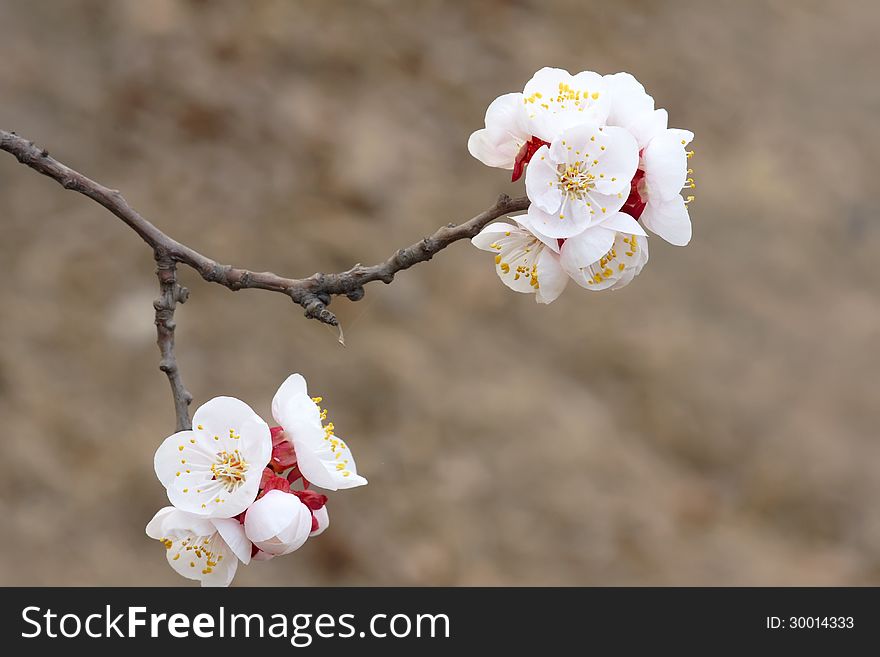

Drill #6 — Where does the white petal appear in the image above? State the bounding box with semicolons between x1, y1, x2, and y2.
145;507;177;539
548;122;600;164
526;203;592;240
512;215;560;253
640;195;692;246
292;426;368;491
153;431;198;489
668;128;694;147
610;233;650;290
468;127;520;169
629;108;668;150
588;126;639;195
471;222;518;252
192;397;271;464
599;211;648;236
583;188;629;224
485;92;527;130
643;127;689;200
560;226;617;271
147;508;240;587
604;72;654;135
563;230;643;292
310;506;330;537
271;374;308;425
524;146;562;214
244;490;312;555
522;68;610;142
523;67;571;96
467;93;529;169
211;517;252;565
534;249;568;304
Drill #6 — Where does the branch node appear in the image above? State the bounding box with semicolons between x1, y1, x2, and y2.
345;286;365;302
299;294;339;327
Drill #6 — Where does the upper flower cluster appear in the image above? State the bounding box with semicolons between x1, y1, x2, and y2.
468;67;694;302
146;374;366;586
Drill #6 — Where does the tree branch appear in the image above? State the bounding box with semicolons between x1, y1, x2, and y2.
1;128;529;429
0;129;529;326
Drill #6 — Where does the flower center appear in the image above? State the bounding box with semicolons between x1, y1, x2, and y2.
557;161;595;199
211;449;248;492
163;534;224;576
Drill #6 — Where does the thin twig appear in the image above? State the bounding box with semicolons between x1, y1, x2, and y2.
154;254;192;430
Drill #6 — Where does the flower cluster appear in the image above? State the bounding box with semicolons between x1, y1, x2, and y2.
146;374;367;586
469;67;695;302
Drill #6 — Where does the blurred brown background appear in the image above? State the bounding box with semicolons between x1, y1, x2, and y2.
1;0;878;586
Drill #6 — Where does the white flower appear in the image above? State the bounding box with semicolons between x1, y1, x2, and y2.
244;490;313;556
467;68;611;178
271;374;368;491
559;214;650;291
311;505;330;537
154;397;272;518
471;218;568;304
146;506;252;587
521;67;610;143
467;92;530;170
525;123;638;238
635;127;695;246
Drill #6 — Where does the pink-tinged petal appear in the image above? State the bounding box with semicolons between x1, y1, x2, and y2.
310;506;330;537
640;195;692;246
270;428;298;470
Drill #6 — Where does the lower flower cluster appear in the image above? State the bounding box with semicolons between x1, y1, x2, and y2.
146;374;367;586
